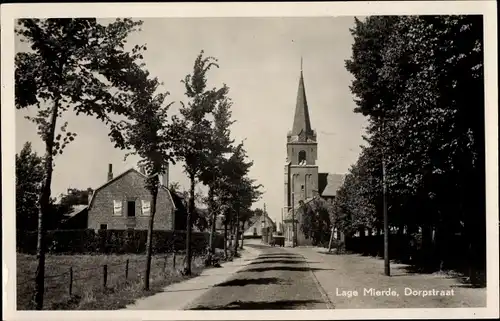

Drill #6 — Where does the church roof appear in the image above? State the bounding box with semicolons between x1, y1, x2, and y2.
291;61;314;138
321;173;345;197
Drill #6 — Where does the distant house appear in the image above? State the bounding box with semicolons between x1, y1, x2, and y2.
87;164;184;231
243;212;276;238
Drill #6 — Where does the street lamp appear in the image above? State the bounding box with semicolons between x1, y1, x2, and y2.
261;219;265;243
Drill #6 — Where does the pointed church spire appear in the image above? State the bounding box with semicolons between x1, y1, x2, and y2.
291;58;312;137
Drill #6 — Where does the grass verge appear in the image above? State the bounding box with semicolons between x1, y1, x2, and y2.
17;253;204;310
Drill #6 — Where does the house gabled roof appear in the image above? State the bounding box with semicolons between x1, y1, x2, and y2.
257;212;276;228
64;204;88;218
247;214;261;227
62;204;88;223
88;167;176;210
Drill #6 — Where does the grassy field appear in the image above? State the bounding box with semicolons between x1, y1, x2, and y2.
17;252;205;310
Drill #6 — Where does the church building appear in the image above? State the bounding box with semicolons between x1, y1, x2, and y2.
283;63;345;246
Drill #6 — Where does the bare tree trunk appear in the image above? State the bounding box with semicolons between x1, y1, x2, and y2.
239;221;245;249
208;187;216;255
183;174;195;275
144;185;158;290
34;99;60;310
233;208;240;256
223;220;228;258
421;223;433;272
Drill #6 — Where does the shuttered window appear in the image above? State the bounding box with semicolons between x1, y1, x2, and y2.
141;200;151;216
113;200;123;216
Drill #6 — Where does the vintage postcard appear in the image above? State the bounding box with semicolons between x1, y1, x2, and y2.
1;1;498;320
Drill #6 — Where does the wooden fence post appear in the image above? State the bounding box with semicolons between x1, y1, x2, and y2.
173;252;176;269
69;267;73;296
125;259;129;280
103;264;108;289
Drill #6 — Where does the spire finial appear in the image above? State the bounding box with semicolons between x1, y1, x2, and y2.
300;56;303;73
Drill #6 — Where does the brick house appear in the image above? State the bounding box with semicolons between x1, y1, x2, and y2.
87;164;182;231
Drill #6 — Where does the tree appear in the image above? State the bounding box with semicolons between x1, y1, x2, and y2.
199;88;233;256
218;142;262;256
15;144;87;231
16;142;45;231
170;50;228;275
168;181;182;192
15;18;147;309
120;68;174;291
343;16;485;278
57;187;93;213
299;198;333;246
233;176;263;254
169;182;208;232
238;207;255;249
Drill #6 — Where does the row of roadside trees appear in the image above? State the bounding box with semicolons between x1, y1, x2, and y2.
15;18;262;310
330;16;485;281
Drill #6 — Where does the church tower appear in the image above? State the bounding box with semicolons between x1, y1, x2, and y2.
284;60;319;214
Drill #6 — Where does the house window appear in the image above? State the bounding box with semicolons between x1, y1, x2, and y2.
100;224;108;230
127;201;136;217
141;200;151;216
113;200;123;216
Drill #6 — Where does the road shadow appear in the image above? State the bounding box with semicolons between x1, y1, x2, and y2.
256;255;302;260
215;277;283;287
240;266;334;273
189;299;324;310
248;259;307;265
257;252;299;256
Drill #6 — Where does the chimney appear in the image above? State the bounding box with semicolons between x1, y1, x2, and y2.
87;188;93;205
107;164;113;181
161;163;169;188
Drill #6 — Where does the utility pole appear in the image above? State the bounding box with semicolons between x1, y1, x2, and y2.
291;174;297;248
382;119;390;276
327;225;335;252
281;209;284;234
263;203;267;244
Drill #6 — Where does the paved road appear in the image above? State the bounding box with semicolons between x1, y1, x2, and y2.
184;244;333;310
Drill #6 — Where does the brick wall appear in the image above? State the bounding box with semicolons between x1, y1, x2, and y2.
88;170;174;230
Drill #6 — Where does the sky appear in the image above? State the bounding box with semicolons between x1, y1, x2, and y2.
15;17;368;225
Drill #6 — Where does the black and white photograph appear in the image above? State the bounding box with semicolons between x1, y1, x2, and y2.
2;2;498;320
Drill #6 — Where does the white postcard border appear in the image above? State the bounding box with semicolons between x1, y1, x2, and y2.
2;1;498;320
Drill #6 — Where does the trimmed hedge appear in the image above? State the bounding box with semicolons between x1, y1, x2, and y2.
344;233;477;270
16;229;224;255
